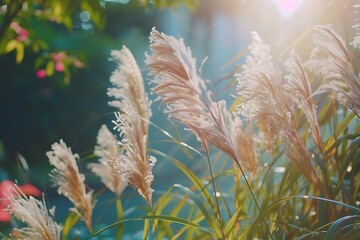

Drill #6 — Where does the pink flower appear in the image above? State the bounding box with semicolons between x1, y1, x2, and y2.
10;22;29;42
0;180;41;222
73;60;85;68
36;69;46;78
51;52;67;62
10;22;21;32
16;29;29;42
55;61;65;72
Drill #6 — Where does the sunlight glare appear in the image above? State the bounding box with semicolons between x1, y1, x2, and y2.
274;167;286;173
271;0;304;17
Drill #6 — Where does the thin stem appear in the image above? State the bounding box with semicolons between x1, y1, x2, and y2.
116;197;124;239
205;152;225;239
234;161;274;240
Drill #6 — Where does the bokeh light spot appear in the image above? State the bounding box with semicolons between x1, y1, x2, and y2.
80;11;91;22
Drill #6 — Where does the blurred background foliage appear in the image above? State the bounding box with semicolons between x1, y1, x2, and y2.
0;0;253;186
0;0;161;181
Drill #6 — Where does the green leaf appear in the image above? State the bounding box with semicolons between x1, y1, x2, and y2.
149;149;217;214
325;215;360;239
318;97;335;125
63;15;73;29
0;232;10;239
153;187;175;238
15;43;24;63
5;39;18;53
46;61;54;76
239;195;360;239
62;212;81;240
354;163;360;201
334;112;356;137
52;1;64;22
34;57;45;69
224;207;243;236
143;218;150;240
152;0;200;11
172;215;205;239
86;215;215;239
173;184;223;238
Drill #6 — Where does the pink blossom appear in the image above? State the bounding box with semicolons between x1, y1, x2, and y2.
73;60;85;68
51;52;67;62
10;22;29;42
36;69;46;78
16;28;29;42
10;22;21;32
55;61;65;72
0;180;41;222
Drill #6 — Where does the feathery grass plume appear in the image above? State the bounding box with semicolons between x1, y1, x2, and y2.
108;45;155;206
88;125;128;197
236;32;275;119
108;45;152;134
236;33;318;183
145;27;258;177
284;51;322;152
241;31;274;78
6;184;62;240
237;31;276;153
47;140;93;232
113;106;156;206
306;25;360;118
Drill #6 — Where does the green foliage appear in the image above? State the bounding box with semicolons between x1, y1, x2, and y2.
141;0;200;11
0;0;105;84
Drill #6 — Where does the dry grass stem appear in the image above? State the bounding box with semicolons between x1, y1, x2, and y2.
89;125;128;197
6;185;62;240
146;27;258;177
47;140;93;232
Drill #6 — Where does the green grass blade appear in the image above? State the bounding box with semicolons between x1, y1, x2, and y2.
326;215;360;239
173;184;223;238
318;97;334;125
224;207;243;237
153;188;176;239
334;112;356;137
62;212;81;240
143;218;149;240
150;149;217;213
115;198;124;239
0;232;10;239
171;215;205;239
86;215;215;239
239;195;360;238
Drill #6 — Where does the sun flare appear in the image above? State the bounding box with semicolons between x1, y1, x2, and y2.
272;0;304;17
